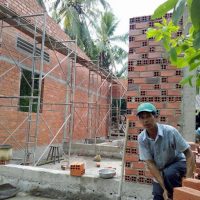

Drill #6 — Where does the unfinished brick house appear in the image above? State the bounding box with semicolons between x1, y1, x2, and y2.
0;0;125;164
125;14;184;184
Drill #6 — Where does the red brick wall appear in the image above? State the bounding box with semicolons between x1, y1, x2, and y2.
112;79;127;99
125;14;183;184
0;0;110;150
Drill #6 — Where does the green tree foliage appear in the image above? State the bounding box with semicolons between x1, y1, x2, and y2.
95;11;128;71
42;0;127;76
147;0;200;87
48;0;110;60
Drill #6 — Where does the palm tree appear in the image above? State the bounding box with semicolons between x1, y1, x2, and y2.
95;11;128;73
46;0;110;60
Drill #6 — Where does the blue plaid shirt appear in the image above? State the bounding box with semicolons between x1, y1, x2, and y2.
138;123;189;170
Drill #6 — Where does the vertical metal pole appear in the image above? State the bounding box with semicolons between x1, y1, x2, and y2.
94;67;99;154
33;13;46;164
109;79;113;137
116;119;129;200
68;39;77;164
87;70;92;138
63;55;71;142
24;15;38;164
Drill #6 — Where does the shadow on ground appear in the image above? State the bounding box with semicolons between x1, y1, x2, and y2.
30;188;110;200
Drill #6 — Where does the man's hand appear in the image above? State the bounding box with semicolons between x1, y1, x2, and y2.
184;148;195;178
163;189;171;200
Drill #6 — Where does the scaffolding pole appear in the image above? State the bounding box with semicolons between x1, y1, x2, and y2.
0;3;127;167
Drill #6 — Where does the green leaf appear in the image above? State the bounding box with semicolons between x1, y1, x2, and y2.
187;0;192;8
193;31;200;49
180;75;193;86
154;23;163;28
189;62;200;71
188;53;200;65
169;47;177;62
172;0;186;25
146;28;157;38
162;37;170;51
196;76;200;87
152;0;178;19
181;44;189;51
191;0;200;30
176;57;188;68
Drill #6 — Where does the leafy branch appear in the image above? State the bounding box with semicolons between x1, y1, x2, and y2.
147;0;200;87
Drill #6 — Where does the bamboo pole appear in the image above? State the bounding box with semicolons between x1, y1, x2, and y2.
116;119;129;200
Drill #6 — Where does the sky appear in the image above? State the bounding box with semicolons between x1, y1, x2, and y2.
108;0;167;35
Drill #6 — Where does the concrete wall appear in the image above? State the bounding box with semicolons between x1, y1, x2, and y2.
63;142;122;158
0;164;152;200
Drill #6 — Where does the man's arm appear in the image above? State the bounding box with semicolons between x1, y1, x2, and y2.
183;148;195;178
146;160;170;200
146;160;166;190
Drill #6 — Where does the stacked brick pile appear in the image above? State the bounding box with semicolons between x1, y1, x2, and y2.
174;178;200;200
125;14;183;184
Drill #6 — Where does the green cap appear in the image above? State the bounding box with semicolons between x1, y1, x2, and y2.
137;103;157;115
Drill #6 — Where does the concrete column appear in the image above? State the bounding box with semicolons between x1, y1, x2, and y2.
181;69;196;142
180;9;196;142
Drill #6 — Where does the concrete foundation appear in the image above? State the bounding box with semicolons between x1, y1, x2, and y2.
0;164;152;200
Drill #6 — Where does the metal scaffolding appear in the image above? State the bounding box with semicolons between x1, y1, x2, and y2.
0;4;127;166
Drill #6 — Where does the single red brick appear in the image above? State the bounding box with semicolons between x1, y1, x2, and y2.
131;41;142;48
135;47;149;54
128;53;140;60
133;161;145;169
126;141;138;148
126;91;139;96
125;168;138;175
168;76;182;83
160;83;174;89
125;154;139;162
159;109;175;116
160;70;175;77
126;115;138;121
148;52;162;58
133;77;146;84
140;71;154;78
135;22;148;29
183;178;200;191
127;103;139;109
140;84;155;90
129;29;141;36
134;66;146;72
174;186;200;200
146;90;161;96
167;89;181;96
128;71;140;78
146;65;161;71
166;102;181;109
153;102;165;109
